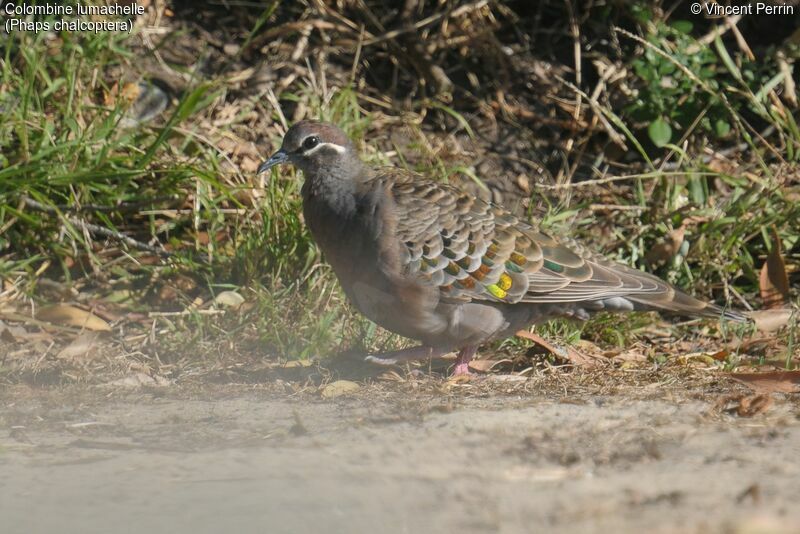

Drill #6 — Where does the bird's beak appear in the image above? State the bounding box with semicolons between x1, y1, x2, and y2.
257;149;289;174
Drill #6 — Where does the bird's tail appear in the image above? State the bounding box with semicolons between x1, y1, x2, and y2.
627;289;747;322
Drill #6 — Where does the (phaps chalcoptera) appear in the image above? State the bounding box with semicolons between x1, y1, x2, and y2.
258;121;744;376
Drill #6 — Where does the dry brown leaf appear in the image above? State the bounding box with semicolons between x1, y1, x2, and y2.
102;81;140;107
56;332;101;361
36;304;111;332
0;318;54;342
709;349;730;361
729;370;800;394
320;380;360;398
281;360;312;368
447;373;475;384
468;358;512;372
712;393;774;417
706;157;737;175
759;227;790;309
737;336;778;355
119;82;141;104
103;81;119;106
214;290;245;308
515;329;602;367
85;302;124;324
735;394;773;417
239;156;260;174
0;320;27;343
749;309;794;332
681;349;730;365
645;226;686;267
604;349;648;363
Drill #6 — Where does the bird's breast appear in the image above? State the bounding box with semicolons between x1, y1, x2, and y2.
303;192;449;341
303;192;383;292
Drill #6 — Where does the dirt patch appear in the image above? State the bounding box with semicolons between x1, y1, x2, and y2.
2;379;799;534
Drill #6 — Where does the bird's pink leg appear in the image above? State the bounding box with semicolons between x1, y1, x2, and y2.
364;345;449;366
451;345;477;376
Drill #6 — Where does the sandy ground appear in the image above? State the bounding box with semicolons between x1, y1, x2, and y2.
1;380;799;534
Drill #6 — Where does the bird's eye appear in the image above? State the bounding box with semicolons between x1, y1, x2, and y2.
302;136;320;151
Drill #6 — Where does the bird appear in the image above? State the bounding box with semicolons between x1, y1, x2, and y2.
257;120;746;376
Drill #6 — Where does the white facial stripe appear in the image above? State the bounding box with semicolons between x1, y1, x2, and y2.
302;142;346;156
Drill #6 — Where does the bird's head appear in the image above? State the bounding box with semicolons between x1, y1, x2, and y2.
257;121;358;176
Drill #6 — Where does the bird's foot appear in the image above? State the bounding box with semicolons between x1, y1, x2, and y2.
365;345;448;366
365;345;482;378
450;346;478;377
451;362;474;377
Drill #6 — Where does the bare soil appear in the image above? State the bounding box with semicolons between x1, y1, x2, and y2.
2;374;799;534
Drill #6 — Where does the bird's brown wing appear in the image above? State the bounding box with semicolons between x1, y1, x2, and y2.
381;170;740;320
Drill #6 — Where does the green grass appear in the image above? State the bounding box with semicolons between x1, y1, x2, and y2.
0;24;223;276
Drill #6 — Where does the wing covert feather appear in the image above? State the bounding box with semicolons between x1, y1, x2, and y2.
375;170;710;312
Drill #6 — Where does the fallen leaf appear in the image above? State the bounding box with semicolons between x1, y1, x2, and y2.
709;349;730;361
749;309;794;332
735;394;773;417
56;332;101;361
36;304;111;331
102;81;141;107
0;320;26;343
604;348;648;363
645;226;686;267
84;301;124;323
680;352;718;366
214;290;245;308
469;358;512;372
447;373;475;384
574;339;602;353
0;319;53;342
759;227;789;309
515;329;602;367
712;393;774;417
736;336;777;355
239;156;259;174
281;359;313;368
102;81;119;106
320;380;360;398
680;349;730;365
729;370;800;394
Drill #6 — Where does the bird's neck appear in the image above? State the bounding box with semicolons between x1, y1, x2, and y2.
301;161;365;217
